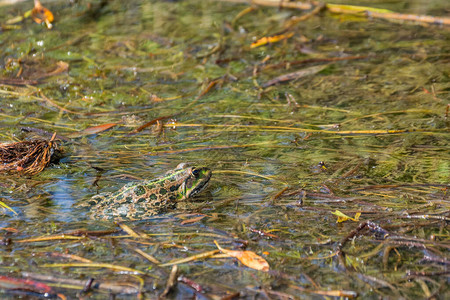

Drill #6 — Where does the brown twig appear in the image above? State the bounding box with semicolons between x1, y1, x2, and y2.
160;265;178;298
216;0;450;26
0;78;39;86
127;114;173;136
337;220;390;255
22;272;140;294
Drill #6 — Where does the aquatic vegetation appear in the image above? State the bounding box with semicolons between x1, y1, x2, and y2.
0;0;448;298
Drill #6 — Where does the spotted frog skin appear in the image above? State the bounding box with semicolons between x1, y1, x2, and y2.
81;163;212;221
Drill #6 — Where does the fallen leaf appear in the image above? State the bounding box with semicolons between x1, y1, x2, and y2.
214;240;269;272
31;0;54;29
68;123;117;138
332;210;361;223
251;32;294;48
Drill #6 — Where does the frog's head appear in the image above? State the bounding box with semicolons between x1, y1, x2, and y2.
179;166;212;199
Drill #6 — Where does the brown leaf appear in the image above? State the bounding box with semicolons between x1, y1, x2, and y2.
68;123;117;138
214;240;269;272
31;0;54;29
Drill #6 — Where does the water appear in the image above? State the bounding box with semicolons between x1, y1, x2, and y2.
0;0;449;298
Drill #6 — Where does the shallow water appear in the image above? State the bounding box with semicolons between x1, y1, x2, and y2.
0;0;449;298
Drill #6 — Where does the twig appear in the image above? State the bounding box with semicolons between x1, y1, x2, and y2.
160;265;178;298
0;78;39;86
337;220;390;255
216;0;450;26
283;2;325;28
22;272;140;294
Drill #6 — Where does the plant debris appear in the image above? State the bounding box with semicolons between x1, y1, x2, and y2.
31;0;54;29
0;133;60;175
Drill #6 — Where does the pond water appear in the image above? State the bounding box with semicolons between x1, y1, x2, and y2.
0;0;449;298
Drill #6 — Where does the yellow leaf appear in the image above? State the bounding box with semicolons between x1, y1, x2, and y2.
326;4;393;14
251;32;294;48
0;200;18;215
214;240;269;272
332;210;361;223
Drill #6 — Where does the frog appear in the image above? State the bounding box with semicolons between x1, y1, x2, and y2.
80;163;212;221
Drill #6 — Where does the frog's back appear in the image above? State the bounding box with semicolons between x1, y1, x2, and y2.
86;177;183;221
80;164;212;221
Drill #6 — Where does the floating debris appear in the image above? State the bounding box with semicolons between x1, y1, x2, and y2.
0;133;60;175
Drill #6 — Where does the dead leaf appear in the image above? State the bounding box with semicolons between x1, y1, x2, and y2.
31;0;54;29
251;32;294;48
332;210;361;223
68;123;117;138
214;240;269;272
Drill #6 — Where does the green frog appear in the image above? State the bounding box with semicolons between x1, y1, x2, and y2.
81;163;212;221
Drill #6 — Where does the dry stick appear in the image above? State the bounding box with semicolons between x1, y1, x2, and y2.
217;0;450;26
220;0;313;10
134;248;161;265
401;214;450;222
21;272;140;294
232;6;257;27
66;229;119;236
178;276;204;293
160;265;178;298
0;78;39;86
127;114;174;136
346;9;450;26
41;262;146;275
283;1;325;28
336;221;403;296
336;220;390;255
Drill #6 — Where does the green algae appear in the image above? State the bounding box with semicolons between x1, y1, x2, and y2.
0;0;449;298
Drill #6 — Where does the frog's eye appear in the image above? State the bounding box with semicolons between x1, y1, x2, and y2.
192;168;199;176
